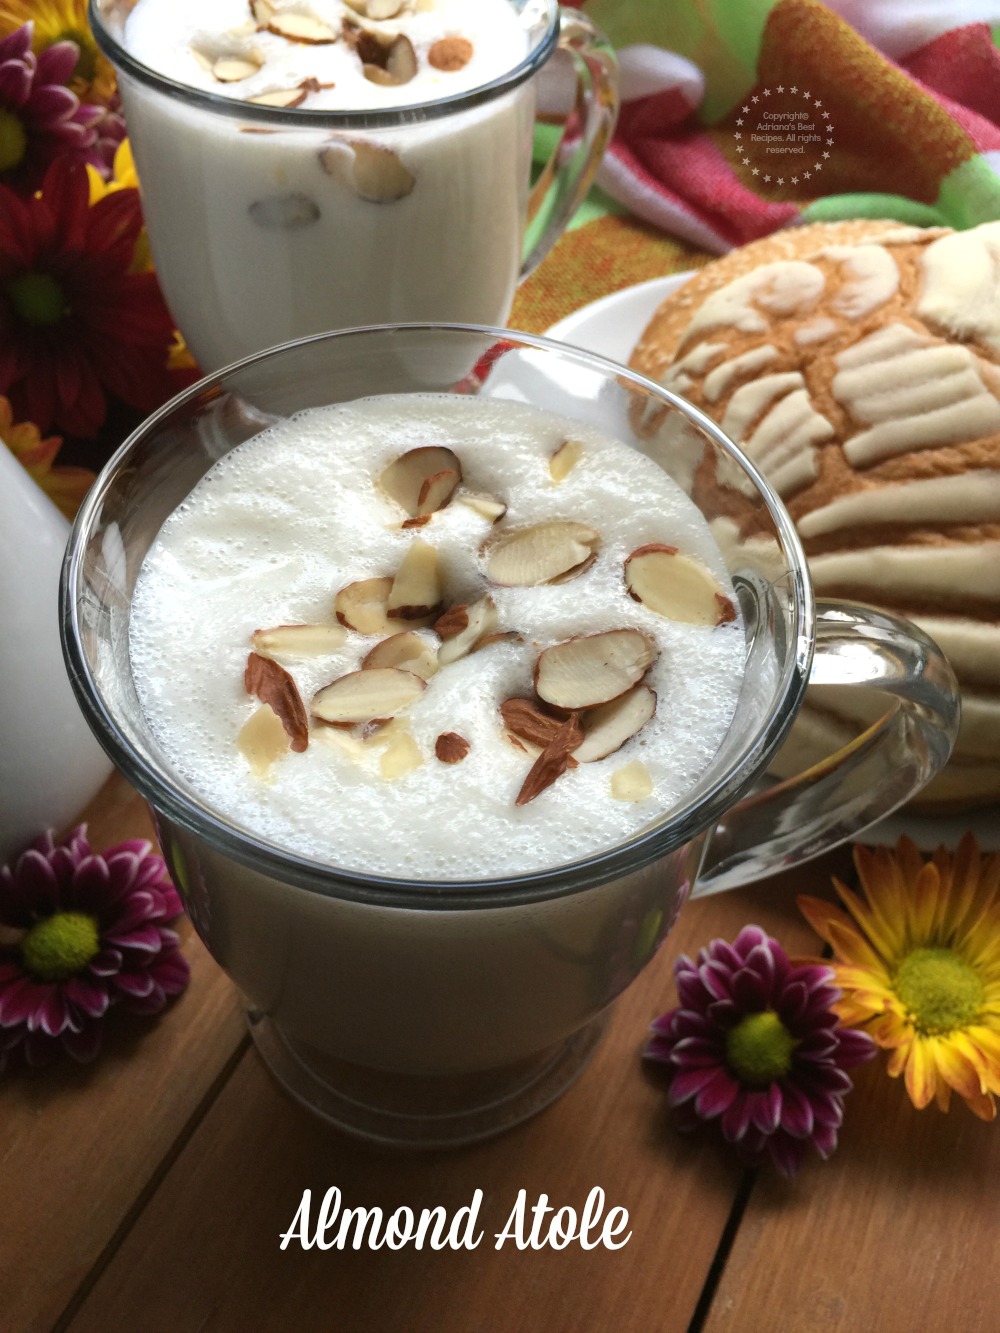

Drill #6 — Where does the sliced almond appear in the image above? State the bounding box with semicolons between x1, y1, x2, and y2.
499;696;569;754
213;56;262;81
534;629;656;711
191;47;215;72
363;62;399;85
237;704;290;777
457;492;507;523
311;667;425;725
516;713;583;806
379;728;424;780
386;34;417;83
435;732;470;764
319;139;415;203
435;595;497;665
625;544;736;627
268;13;337;42
484;521;599;587
549;438;583;484
251;0;276;25
610;760;653;802
428;36;473;71
387;539;443;620
362;631;438;679
471;630;524;653
252;623;347;657
335;575;395;635
378;446;462;516
573;684;656;763
367;0;405;17
401;514;432;529
248;87;309;108
244;651;309;751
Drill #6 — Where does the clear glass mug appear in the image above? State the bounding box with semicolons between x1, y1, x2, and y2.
89;0;618;372
61;325;959;1147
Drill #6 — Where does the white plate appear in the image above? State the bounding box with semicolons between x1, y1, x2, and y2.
543;279;999;852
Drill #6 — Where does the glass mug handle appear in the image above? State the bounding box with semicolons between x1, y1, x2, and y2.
695;600;962;895
520;8;619;279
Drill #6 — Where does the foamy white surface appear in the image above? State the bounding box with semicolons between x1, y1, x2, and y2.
129;396;744;879
124;0;526;109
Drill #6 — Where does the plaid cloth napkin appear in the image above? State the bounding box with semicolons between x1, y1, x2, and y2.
514;0;1000;330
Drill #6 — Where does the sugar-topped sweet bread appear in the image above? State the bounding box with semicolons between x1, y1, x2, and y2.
629;219;1000;809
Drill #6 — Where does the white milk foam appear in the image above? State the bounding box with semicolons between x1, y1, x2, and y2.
129;396;745;879
124;0;527;110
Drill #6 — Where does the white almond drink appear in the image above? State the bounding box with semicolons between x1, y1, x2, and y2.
127;391;745;1127
130;395;744;879
112;0;535;370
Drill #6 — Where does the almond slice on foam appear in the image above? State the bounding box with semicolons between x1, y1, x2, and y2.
377;446;462;517
534;629;656;711
499;696;571;756
435;732;470;764
311;667;425;725
515;713;583;806
251;623;347;658
457;492;507;523
244;651;309;751
362;631;439;679
335;575;396;635
625;544;737;627
484;521;599;587
573;684;656;763
379;727;424;779
237;705;290;777
387;539;443;620
549;438;583;484
428;36;473;70
213;55;263;82
610;760;653;802
434;595;498;665
248;87;309;108
267;12;337;42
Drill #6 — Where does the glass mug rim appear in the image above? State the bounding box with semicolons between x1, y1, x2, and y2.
88;0;560;129
61;322;813;911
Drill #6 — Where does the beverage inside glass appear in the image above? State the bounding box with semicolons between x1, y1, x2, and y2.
61;325;960;1146
89;0;618;371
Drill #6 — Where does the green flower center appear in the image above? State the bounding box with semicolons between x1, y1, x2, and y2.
5;272;69;327
0;109;27;172
21;911;100;982
725;1010;797;1085
894;947;984;1035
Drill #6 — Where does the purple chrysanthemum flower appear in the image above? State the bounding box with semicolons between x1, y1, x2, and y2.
644;924;875;1178
0;22;101;194
0;825;189;1071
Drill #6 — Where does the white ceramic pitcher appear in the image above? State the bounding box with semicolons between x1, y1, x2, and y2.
0;445;111;862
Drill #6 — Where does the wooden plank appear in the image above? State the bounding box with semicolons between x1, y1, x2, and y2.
705;1038;1000;1332
65;863;825;1333
0;775;247;1333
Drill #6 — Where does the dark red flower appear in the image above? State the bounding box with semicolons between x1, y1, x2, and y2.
0;23;100;194
645;925;875;1178
0;825;189;1071
0;155;177;435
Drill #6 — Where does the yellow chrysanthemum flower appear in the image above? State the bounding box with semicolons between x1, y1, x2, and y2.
0;396;94;520
0;0;118;104
799;836;1000;1121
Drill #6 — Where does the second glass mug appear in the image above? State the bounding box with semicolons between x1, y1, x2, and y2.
89;0;618;372
61;325;960;1147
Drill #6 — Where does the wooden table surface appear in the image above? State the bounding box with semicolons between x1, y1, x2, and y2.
4;773;999;1333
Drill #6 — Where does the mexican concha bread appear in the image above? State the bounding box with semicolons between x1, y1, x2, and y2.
629;219;1000;810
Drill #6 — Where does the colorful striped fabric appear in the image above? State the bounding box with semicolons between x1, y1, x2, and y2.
575;0;1000;254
